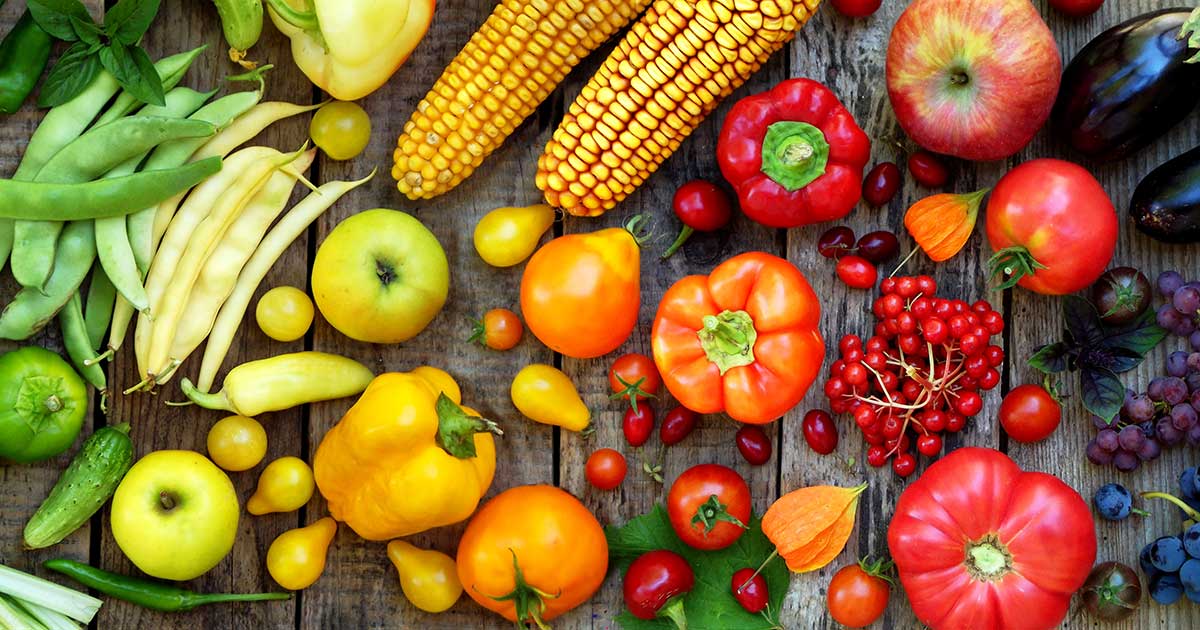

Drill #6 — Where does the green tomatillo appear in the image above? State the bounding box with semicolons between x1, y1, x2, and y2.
0;346;88;463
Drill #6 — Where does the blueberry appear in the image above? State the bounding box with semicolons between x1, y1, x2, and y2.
1093;483;1134;521
1185;524;1200;559
1151;572;1185;605
1141;543;1161;578
1181;559;1200;592
1150;536;1188;573
1181;467;1199;499
1187;587;1200;604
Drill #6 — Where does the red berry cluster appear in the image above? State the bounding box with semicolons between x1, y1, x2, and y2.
822;275;1005;477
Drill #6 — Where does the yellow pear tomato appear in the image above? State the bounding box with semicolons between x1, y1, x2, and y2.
255;286;315;342
473;204;555;268
248;456;315;515
387;540;462;613
510;364;590;432
206;415;268;472
267;517;337;590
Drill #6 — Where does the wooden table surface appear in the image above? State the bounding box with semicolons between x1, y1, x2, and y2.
2;0;1198;628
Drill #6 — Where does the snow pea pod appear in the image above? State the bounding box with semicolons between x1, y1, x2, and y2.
58;293;106;391
92;46;207;129
0;221;96;341
0;11;52;114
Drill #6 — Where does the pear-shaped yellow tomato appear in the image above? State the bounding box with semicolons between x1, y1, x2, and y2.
520;219;643;358
387;540;463;613
248;456;315;515
255;286;315;342
267;517;337;591
473;204;555;268
206;415;268;472
510;364;590;432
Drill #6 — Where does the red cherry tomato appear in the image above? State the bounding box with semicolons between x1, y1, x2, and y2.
731;568;769;614
735;425;772;466
624;550;695;625
1048;0;1104;17
660;406;698;446
623;406;655;448
999;384;1062;443
827;561;891;628
908;151;950;188
836;256;878;290
830;0;882;18
667;464;751;551
862;162;901;206
802;410;838;454
662;180;733;259
609;353;662;411
585;448;627;490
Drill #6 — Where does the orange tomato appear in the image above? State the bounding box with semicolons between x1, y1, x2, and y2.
470;308;523;351
520;222;642;358
457;485;608;626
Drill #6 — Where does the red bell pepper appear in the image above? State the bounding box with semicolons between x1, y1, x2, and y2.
717;79;871;228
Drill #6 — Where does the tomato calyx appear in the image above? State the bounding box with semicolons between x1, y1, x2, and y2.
760;121;830;191
963;534;1014;581
610;375;657;413
857;555;896;587
434;394;503;459
988;245;1048;291
691;494;749;536
482;549;560;630
697;310;758;375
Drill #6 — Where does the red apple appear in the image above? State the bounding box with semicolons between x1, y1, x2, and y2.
886;0;1062;161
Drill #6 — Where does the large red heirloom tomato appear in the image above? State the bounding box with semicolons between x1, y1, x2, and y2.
887;447;1096;630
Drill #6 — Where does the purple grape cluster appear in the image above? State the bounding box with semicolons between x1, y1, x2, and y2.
1087;350;1200;472
1157;272;1200;349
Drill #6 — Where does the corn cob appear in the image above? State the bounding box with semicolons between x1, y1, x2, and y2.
538;0;820;216
393;0;652;200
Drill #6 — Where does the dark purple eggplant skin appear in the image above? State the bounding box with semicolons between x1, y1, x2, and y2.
1052;9;1200;163
1131;146;1200;243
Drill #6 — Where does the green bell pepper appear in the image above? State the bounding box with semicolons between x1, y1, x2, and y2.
0;346;87;463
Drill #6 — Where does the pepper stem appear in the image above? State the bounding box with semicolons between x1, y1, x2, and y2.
264;0;320;31
659;597;688;630
759;121;830;192
43;395;62;414
179;378;235;413
987;246;1048;291
697;311;757;375
661;226;695;259
435;394;503;459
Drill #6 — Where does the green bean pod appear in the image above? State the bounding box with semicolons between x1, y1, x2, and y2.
84;268;117;352
0;11;53;114
58;293;106;391
91;45;207;129
0;221;96;341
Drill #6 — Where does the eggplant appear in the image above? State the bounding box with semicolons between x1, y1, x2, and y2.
1131;146;1200;243
1052;9;1200;162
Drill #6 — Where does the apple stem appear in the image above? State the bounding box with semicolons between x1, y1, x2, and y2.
159;492;177;512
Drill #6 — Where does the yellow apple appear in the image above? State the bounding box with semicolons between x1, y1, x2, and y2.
311;209;449;344
110;450;239;581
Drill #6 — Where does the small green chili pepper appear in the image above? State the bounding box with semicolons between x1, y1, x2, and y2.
43;559;291;612
0;11;52;114
0;346;88;463
58;293;106;391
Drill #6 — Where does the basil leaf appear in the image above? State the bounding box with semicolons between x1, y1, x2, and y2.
1107;350;1146;375
99;42;165;106
104;0;161;45
37;41;100;107
70;15;102;46
1064;295;1104;347
27;0;92;41
1029;342;1071;374
1103;308;1168;357
1080;366;1125;422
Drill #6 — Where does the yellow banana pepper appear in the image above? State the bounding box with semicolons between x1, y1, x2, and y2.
313;367;500;541
265;0;435;100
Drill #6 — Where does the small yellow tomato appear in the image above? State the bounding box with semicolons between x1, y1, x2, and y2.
206;416;268;472
510;364;590;432
267;517;337;590
310;101;371;161
473;204;556;267
256;286;315;342
387;540;462;613
248;456;315;515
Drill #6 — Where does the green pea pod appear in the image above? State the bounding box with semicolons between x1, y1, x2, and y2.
84;268;117;352
0;11;52;114
0;221;95;341
92;46;207;129
58;293;106;391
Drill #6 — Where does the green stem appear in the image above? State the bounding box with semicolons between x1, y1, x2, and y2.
179;378;233;412
42;395;62;414
963;534;1012;580
483;550;558;630
659;597;688;630
759;121;830;191
1182;8;1199;63
987;246;1047;291
185;592;293;607
264;0;320;31
435;393;503;458
697;310;758;375
661;226;694;259
1142;492;1200;521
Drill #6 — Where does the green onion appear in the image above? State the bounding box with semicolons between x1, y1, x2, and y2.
18;600;80;630
0;594;48;630
0;565;100;624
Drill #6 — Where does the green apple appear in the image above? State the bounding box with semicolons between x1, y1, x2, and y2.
110;450;239;581
311;208;449;344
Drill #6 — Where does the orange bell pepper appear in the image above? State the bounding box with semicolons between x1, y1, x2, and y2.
651;252;825;425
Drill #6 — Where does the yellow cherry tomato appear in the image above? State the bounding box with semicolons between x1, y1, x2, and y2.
510;364;590;432
206;415;268;472
310;101;371;161
267;517;337;590
387;540;462;613
473;204;556;268
248;456;315;515
255;286;315;342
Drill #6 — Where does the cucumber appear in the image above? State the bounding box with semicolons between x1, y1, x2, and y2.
23;423;134;549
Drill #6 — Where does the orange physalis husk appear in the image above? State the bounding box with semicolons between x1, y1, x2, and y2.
762;483;867;573
904;189;989;262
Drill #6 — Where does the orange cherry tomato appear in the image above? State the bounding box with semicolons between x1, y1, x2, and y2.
470;308;523;351
827;560;891;628
520;220;643;359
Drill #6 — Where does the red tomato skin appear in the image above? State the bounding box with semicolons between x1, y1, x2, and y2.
985;159;1117;295
585;449;627;490
1049;0;1103;17
887;447;1096;630
999;384;1062;443
827;564;889;628
667;464;752;551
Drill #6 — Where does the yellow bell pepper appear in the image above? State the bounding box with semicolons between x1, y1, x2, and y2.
313;367;500;540
265;0;435;100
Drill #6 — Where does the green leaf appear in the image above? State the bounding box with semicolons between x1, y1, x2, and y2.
103;0;161;45
99;42;164;106
606;506;789;630
1080;366;1124;422
1102;307;1168;358
1028;342;1071;374
1063;296;1104;347
1106;350;1146;375
27;0;92;41
69;15;102;46
37;41;100;107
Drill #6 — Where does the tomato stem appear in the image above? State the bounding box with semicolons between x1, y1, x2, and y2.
988;245;1048;291
964;535;1013;580
482;549;559;630
609;375;656;413
691;495;748;536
